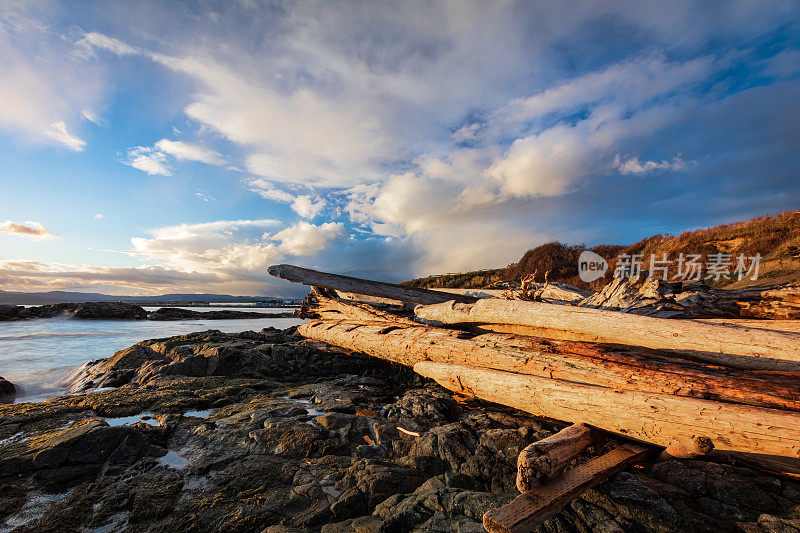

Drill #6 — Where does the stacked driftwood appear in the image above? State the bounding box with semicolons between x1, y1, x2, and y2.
268;264;800;533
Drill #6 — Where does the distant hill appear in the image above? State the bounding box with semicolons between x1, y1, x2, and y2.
404;210;800;291
0;290;286;305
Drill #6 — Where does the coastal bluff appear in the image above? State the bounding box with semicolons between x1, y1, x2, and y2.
1;327;799;531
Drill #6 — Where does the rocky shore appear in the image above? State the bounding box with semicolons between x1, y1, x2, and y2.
1;328;799;532
0;302;294;322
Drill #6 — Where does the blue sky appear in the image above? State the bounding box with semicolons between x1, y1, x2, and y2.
1;1;799;296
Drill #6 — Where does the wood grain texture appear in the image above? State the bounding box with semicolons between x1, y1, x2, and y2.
414;299;800;371
297;319;800;411
415;361;800;462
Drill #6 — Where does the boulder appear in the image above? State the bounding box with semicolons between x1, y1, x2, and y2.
0;377;15;398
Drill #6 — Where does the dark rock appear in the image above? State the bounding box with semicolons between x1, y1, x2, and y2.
146;307;293;320
0;376;15;399
0;304;23;320
0;301;147;321
2;327;799;532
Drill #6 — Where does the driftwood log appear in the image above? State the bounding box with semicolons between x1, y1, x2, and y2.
516;423;602;492
267;264;476;305
414;299;800;371
297;320;800;411
300;293;417;324
485;444;651;533
414;361;800;470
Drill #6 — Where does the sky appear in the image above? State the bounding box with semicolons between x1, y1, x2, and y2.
1;0;799;297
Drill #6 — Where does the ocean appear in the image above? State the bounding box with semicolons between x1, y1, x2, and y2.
0;307;305;403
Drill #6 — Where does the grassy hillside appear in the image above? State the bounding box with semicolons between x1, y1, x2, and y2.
403;210;800;291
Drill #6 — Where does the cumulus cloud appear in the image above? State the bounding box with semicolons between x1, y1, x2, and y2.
271;222;346;256
44;121;85;151
3;2;799;292
0;221;61;241
613;154;687;174
290;196;326;219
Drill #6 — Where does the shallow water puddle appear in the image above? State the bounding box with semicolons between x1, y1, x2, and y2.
183;409;212;418
103;412;159;427
158;449;189;469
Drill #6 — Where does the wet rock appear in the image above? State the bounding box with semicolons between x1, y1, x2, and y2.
0;305;23;320
3;326;800;532
0;376;15;399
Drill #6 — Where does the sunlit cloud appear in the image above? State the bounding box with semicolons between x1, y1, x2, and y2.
0;221;61;241
613;154;688;174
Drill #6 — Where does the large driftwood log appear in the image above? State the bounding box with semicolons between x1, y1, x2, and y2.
300;294;416;324
485;444;651;533
414;299;800;371
414;361;800;466
517;423;602;492
297;320;800;411
267;264;476;305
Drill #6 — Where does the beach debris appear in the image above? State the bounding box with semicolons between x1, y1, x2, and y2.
269;264;800;526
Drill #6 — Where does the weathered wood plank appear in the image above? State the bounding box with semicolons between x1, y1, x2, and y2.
298;319;800;412
414;299;800;371
267;264;477;305
485;444;650;533
517;423;602;492
414;361;800;463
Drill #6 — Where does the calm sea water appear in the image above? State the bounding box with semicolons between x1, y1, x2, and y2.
0;307;305;403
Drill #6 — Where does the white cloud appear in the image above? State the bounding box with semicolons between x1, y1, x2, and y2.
0;220;61;240
247;178;296;203
613;154;687;174
123;139;224;175
290;195;326;219
76;32;139;57
81;110;102;125
245;178;325;219
0;7;103;150
44;121;85;151
93;213;104;220
194;190;216;202
271;221;346;256
154;139;224;165
123;146;171;176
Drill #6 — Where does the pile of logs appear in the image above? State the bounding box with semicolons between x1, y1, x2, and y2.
268;264;800;532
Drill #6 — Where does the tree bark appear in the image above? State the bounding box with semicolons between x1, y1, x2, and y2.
267;264;477;305
414;299;800;371
414;361;800;465
297;319;800;412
